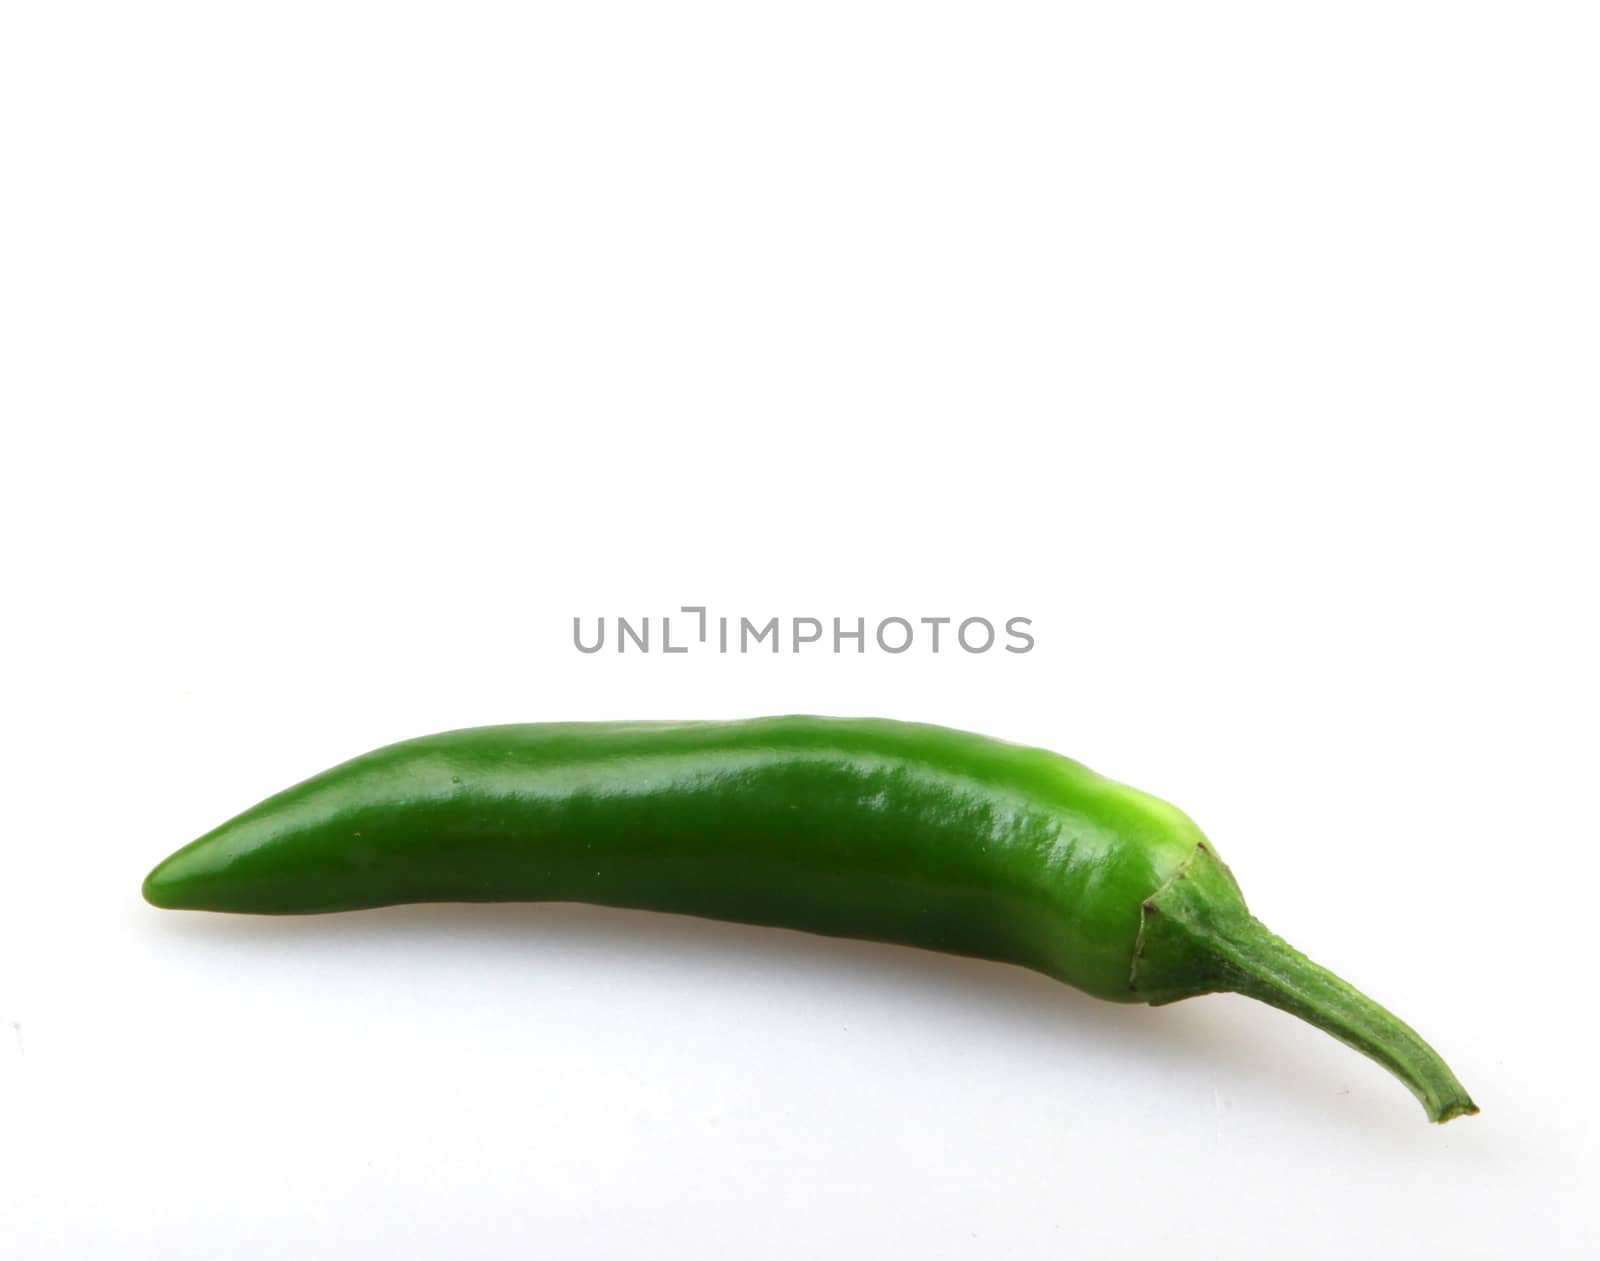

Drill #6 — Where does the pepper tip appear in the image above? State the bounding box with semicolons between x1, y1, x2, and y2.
1430;1095;1480;1124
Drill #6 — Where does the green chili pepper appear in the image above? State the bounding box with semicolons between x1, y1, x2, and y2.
142;716;1477;1122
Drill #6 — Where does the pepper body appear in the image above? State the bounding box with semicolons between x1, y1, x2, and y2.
144;716;1206;1001
144;715;1477;1122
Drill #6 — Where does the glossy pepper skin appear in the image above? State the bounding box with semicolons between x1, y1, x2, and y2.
143;716;1478;1123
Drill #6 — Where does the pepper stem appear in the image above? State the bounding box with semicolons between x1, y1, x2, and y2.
1133;843;1478;1124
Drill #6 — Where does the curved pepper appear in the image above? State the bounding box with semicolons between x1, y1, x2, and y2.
143;716;1477;1122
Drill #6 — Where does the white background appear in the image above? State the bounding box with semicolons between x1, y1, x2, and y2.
2;3;1596;1257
